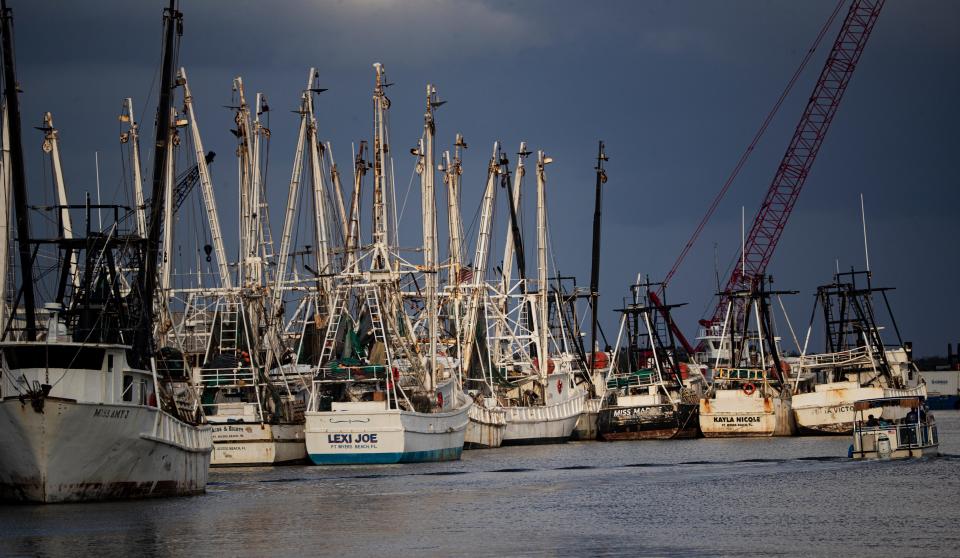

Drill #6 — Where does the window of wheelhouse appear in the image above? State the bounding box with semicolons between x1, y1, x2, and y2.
122;374;133;402
107;354;114;373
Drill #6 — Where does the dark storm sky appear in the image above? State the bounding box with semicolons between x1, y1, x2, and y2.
8;0;960;356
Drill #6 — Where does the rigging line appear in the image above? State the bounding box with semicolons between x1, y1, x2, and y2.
397;154;418;232
661;0;846;290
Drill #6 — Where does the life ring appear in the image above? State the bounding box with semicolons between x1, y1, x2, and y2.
742;382;756;396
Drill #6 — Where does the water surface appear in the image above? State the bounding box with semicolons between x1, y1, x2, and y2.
2;412;958;557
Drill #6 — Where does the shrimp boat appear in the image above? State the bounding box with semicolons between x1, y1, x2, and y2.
598;279;705;440
698;279;797;437
851;391;938;459
0;1;211;502
439;138;507;449
484;149;586;446
304;68;471;464
164;69;318;466
791;269;920;435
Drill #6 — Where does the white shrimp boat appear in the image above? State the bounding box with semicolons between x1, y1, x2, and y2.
502;371;586;445
304;69;474;465
0;1;211;502
699;369;795;437
306;380;471;464
792;271;921;435
792;380;883;434
0;341;211;502
208;411;306;466
697;280;797;438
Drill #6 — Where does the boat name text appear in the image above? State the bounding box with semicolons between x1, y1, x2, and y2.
93;408;131;419
713;416;761;423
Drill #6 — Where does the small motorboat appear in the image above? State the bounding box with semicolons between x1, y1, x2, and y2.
850;391;939;460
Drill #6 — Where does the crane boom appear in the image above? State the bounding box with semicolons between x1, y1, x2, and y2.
707;0;884;326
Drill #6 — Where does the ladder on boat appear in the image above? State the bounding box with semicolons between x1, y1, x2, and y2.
218;299;242;354
318;285;349;366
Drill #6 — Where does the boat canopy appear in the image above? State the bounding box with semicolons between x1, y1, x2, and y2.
853;397;922;411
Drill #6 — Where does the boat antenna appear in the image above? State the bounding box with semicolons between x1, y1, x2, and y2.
588;140;607;378
135;0;182;359
860;192;870;275
1;0;37;339
94;151;103;230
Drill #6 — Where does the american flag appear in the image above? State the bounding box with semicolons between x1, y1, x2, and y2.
457;266;474;284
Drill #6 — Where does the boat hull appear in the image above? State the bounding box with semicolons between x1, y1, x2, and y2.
598;402;699;441
304;399;471;465
464;402;506;449
501;391;585;446
210;422;306;466
699;392;796;438
0;398;211;503
793;384;885;436
571;397;601;441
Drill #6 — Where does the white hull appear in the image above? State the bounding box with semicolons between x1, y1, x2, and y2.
502;390;585;445
210;422;306;466
571;397;601;441
793;382;885;435
305;396;472;464
699;390;796;437
0;398;211;503
465;401;507;449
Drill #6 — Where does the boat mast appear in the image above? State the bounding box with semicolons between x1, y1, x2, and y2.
325;141;349;257
459;142;500;378
158;107;176;300
180;68;231;289
40;112;79;289
444;134;466;289
272;75;310;319
136;0;181;356
501;144;528;289
370;63;391;271
120;98;147;237
344;142;367;274
233;77;256;288
535;151;552;374
588;141;607;374
1;0;36;339
253;93;275;288
418;84;441;391
306;71;332;291
0;101;10;333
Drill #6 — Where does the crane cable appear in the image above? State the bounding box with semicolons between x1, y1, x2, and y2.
661;0;846;292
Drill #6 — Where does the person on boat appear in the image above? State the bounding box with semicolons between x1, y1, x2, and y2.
905;408;918;424
865;414;879;427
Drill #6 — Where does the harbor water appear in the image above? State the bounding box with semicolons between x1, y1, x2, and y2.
2;412;958;557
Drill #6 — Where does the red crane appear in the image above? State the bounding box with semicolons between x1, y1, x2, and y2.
711;0;884;325
659;0;885;345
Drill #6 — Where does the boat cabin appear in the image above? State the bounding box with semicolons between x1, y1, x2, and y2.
851;395;939;459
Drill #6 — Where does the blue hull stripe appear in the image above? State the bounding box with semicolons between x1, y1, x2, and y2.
309;446;463;465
